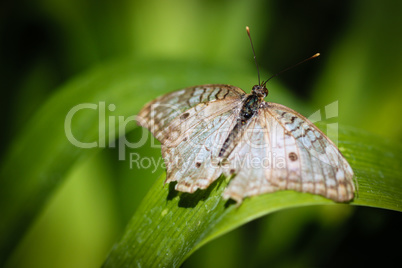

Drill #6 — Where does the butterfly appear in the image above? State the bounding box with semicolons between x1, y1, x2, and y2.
137;28;355;204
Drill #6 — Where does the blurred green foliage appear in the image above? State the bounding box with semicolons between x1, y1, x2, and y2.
0;0;401;267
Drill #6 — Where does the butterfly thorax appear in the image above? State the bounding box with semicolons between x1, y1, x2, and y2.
239;94;261;123
218;86;267;159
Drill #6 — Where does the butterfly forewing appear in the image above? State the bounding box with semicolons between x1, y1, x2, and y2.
137;84;245;143
267;103;354;201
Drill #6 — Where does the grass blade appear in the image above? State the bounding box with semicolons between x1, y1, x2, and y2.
103;127;402;267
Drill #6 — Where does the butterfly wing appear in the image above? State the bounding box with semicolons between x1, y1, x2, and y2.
222;102;355;203
220;113;281;203
138;84;246;192
138;84;245;143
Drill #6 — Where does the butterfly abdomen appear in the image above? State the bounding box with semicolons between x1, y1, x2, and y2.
218;94;261;158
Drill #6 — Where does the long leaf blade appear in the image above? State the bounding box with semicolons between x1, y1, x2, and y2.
103;127;402;267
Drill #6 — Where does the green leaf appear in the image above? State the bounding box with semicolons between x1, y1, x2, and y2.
103;126;402;267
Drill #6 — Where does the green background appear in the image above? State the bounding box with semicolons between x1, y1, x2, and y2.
0;0;401;267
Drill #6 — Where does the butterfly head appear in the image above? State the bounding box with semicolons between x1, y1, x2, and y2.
252;84;268;99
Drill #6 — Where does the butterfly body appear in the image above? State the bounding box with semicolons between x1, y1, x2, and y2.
138;84;355;203
219;93;261;159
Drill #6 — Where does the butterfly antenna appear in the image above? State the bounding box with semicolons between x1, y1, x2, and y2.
246;26;261;86
262;53;320;86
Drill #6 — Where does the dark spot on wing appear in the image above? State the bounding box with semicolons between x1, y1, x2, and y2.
195;162;201;168
180;112;190;120
289;152;298;161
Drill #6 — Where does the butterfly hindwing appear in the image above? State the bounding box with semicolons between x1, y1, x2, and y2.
221;114;280;203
